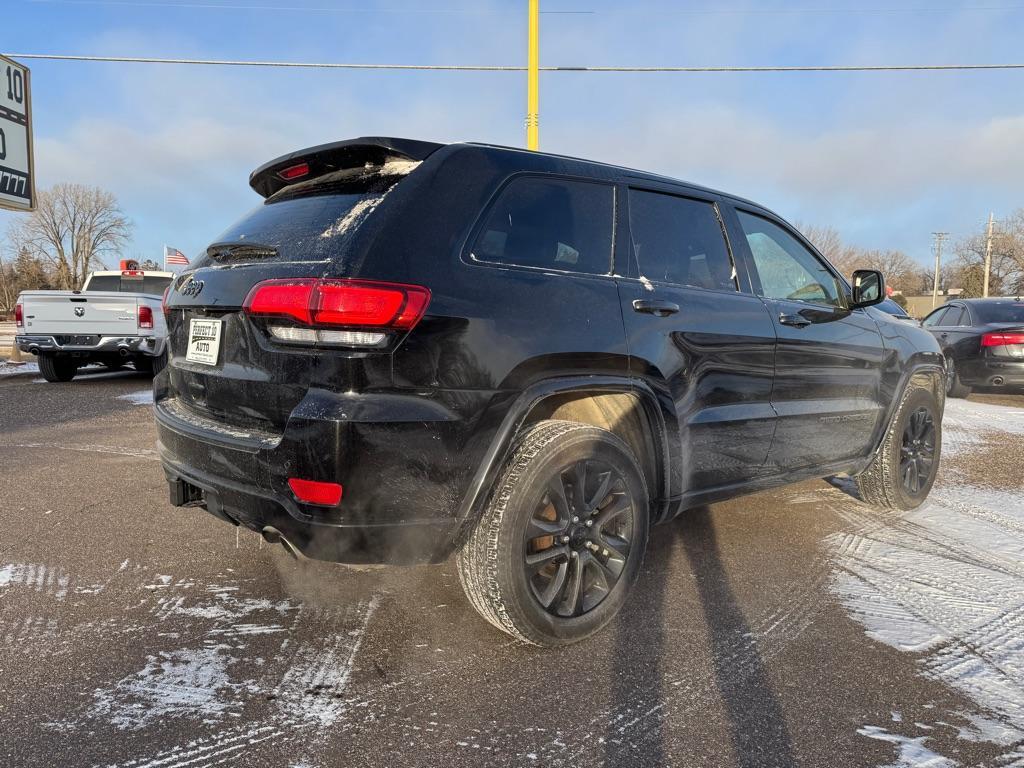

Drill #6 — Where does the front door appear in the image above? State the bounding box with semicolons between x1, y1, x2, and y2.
728;207;886;472
618;187;778;500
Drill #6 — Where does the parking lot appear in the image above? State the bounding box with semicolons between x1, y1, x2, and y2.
1;368;1023;768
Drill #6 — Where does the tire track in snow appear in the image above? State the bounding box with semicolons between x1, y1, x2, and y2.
827;402;1024;761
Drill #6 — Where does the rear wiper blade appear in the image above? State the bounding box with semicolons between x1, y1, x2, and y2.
206;242;278;260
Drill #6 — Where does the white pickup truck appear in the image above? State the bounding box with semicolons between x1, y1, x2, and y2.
15;269;174;382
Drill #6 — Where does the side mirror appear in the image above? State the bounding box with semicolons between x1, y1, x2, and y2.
851;269;885;308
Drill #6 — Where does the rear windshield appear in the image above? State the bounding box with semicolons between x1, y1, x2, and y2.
86;275;173;294
974;301;1024;324
195;166;413;266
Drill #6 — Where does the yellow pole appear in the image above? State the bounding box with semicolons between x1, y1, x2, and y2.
527;0;540;150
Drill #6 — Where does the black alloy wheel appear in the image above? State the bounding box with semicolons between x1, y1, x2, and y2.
900;406;936;495
523;459;636;618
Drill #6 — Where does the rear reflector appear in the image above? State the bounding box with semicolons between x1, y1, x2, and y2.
138;305;154;329
268;326;386;346
288;478;343;506
15;303;23;328
244;278;430;344
278;162;310;181
982;332;1024;347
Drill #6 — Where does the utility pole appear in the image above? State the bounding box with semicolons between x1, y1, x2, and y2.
526;0;540;151
983;212;995;297
931;232;949;308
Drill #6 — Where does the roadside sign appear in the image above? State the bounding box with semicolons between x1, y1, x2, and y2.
0;55;34;212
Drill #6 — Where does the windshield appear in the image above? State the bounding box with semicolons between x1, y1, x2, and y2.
974;301;1024;324
86;275;173;294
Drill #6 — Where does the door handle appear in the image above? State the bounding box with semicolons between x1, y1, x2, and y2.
779;313;811;328
633;299;680;317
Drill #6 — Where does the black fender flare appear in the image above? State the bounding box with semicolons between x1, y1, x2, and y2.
863;358;946;467
455;375;670;526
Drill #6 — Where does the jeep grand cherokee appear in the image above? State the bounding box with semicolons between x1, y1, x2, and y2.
157;137;945;646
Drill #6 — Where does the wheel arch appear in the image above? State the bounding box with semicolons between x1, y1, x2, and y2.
866;357;945;464
456;377;671;528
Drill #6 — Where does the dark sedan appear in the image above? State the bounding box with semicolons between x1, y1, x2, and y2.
922;297;1024;397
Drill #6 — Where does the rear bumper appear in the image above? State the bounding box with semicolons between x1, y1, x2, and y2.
155;385;495;564
16;334;165;356
959;358;1024;387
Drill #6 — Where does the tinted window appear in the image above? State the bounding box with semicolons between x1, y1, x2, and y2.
974;301;1024;324
737;211;843;307
203;192;392;266
85;275;172;294
922;307;950;327
628;190;736;290
471;177;614;275
944;306;966;326
878;298;909;317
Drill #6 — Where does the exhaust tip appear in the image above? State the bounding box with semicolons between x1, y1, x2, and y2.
261;526;306;560
118;347;131;358
991;376;1005;386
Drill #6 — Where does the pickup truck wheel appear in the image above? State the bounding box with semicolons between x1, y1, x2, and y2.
38;354;78;383
855;386;941;511
457;419;649;646
946;361;971;398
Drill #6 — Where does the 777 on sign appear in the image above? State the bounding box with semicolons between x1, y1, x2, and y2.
0;55;35;212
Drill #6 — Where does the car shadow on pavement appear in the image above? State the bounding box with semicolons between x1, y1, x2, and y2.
604;506;796;768
678;506;796;768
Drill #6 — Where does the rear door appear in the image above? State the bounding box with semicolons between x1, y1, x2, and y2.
617;187;777;497
727;206;886;472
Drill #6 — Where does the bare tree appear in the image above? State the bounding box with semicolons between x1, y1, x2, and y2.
956;209;1024;296
7;184;131;290
796;222;924;291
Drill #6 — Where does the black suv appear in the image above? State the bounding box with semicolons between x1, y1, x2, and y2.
157;137;946;646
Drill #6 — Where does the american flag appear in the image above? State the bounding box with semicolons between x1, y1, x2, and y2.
164;246;189;267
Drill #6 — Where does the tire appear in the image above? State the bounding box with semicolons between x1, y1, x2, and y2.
457;419;650;646
946;360;971;398
134;356;154;375
38;354;77;383
151;350;168;377
855;386;941;511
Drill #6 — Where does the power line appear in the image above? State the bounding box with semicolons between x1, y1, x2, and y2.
6;53;1024;72
27;0;594;12
25;0;1024;14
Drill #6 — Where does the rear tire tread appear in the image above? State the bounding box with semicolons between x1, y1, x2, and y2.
457;419;645;646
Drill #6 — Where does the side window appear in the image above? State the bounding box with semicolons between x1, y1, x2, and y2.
922;307;950;327
627;189;736;290
737;211;844;308
944;307;965;326
470;177;614;275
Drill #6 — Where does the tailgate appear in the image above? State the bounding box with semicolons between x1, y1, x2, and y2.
21;292;141;337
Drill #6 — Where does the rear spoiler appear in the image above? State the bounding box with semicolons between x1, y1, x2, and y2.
249;136;445;199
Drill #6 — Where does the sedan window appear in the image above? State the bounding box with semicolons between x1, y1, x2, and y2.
922;307;950;327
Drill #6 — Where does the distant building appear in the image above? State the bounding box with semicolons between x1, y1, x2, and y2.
903;292;958;319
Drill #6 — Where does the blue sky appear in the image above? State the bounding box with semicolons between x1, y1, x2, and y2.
2;0;1023;269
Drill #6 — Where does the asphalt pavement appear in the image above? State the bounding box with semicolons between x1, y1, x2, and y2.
1;368;1023;768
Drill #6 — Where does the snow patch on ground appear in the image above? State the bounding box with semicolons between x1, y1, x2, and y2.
858;726;956;767
0;562;70;599
117;389;154;406
0;360;38;377
91;645;239;730
830;401;1024;759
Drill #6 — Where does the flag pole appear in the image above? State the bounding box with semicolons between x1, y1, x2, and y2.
162;243;167;271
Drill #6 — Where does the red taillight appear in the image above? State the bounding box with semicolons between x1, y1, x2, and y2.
161;285;171;316
982;332;1024;347
277;162;310;181
243;279;430;342
288;478;343;507
138;305;154;330
14;303;23;328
